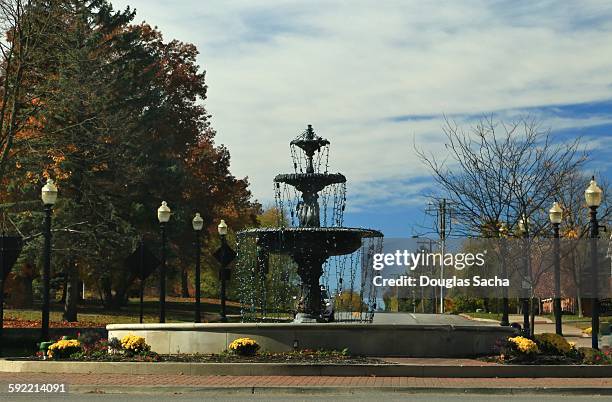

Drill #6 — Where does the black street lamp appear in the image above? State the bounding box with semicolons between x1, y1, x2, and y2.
498;223;510;327
41;179;58;342
192;213;204;323
585;177;603;349
518;215;531;337
157;201;171;323
218;219;228;322
213;219;235;323
549;201;563;336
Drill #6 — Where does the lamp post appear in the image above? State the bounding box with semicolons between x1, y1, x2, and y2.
518;215;531;337
498;223;510;327
218;219;228;322
41;179;58;342
192;213;204;323
585;177;603;349
549;201;563;335
157;201;171;323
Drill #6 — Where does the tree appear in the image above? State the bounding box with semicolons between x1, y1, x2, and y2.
417;116;586;332
1;1;261;316
0;0;57;182
418;117;585;236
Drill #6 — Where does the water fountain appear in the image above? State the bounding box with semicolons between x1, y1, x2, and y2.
107;125;516;357
238;125;382;322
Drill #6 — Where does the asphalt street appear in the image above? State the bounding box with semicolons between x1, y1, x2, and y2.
1;392;612;401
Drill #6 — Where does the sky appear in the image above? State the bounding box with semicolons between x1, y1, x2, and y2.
112;0;612;237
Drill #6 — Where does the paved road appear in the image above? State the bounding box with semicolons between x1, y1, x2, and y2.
1;393;612;401
372;313;494;326
373;313;609;349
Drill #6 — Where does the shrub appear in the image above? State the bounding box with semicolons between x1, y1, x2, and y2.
579;347;612;365
507;336;539;355
448;296;483;314
120;334;150;355
534;333;572;355
77;331;102;347
583;324;612;336
228;337;260;356
47;339;82;359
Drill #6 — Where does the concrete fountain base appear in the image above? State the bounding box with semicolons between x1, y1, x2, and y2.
107;314;517;357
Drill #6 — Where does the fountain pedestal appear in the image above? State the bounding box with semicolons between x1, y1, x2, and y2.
293;252;325;321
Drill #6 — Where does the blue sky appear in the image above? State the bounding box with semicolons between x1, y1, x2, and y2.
112;0;612;237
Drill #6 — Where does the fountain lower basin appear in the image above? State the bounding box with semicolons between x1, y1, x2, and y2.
239;227;382;256
107;317;517;357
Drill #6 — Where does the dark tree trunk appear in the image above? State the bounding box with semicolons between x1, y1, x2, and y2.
60;275;67;304
109;272;136;309
101;277;115;309
22;276;33;308
181;266;189;298
63;259;78;322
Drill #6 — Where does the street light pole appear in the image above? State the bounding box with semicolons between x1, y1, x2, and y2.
499;223;510;327
40;179;58;342
585;177;603;349
192;213;204;323
160;223;166;323
519;216;531;337
42;204;52;341
218;220;228;322
588;206;599;349
549;202;563;336
157;201;171;324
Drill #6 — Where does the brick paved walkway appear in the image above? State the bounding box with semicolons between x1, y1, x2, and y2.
381;357;500;365
0;373;609;389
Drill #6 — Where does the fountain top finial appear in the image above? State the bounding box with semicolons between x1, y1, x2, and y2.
291;125;330;173
305;124;315;140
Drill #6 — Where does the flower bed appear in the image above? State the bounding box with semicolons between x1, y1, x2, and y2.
32;332;385;364
486;333;611;365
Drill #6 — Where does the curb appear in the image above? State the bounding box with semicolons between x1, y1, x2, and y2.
1;360;611;378
65;385;612;396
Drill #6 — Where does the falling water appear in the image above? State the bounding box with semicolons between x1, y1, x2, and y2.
235;126;383;322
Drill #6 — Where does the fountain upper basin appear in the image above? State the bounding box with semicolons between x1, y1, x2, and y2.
274;172;346;194
239;227;383;256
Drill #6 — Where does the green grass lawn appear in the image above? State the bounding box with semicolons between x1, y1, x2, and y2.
4;297;243;326
462;311;611;330
463;312;503;321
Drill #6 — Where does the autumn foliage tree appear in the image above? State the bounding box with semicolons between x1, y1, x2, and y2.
1;0;260;315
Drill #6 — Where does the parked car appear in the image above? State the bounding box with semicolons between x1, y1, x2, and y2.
291;285;335;322
320;286;334;322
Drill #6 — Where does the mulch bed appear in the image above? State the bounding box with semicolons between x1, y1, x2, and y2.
480;355;588;365
2;317;105;328
21;351;391;364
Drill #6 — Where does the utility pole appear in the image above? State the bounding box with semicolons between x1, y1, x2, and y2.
417;239;435;313
439;199;446;314
426;199;454;314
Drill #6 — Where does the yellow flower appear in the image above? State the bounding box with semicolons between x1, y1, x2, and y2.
534;333;571;355
508;336;540;354
228;337;259;355
46;339;81;358
120;334;150;352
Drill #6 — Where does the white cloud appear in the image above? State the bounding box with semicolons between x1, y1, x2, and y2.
112;0;612;208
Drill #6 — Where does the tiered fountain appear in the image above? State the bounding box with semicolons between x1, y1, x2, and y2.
108;125;516;357
238;125;382;322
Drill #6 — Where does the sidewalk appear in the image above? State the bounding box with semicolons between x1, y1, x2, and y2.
462;314;606;348
0;372;610;395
